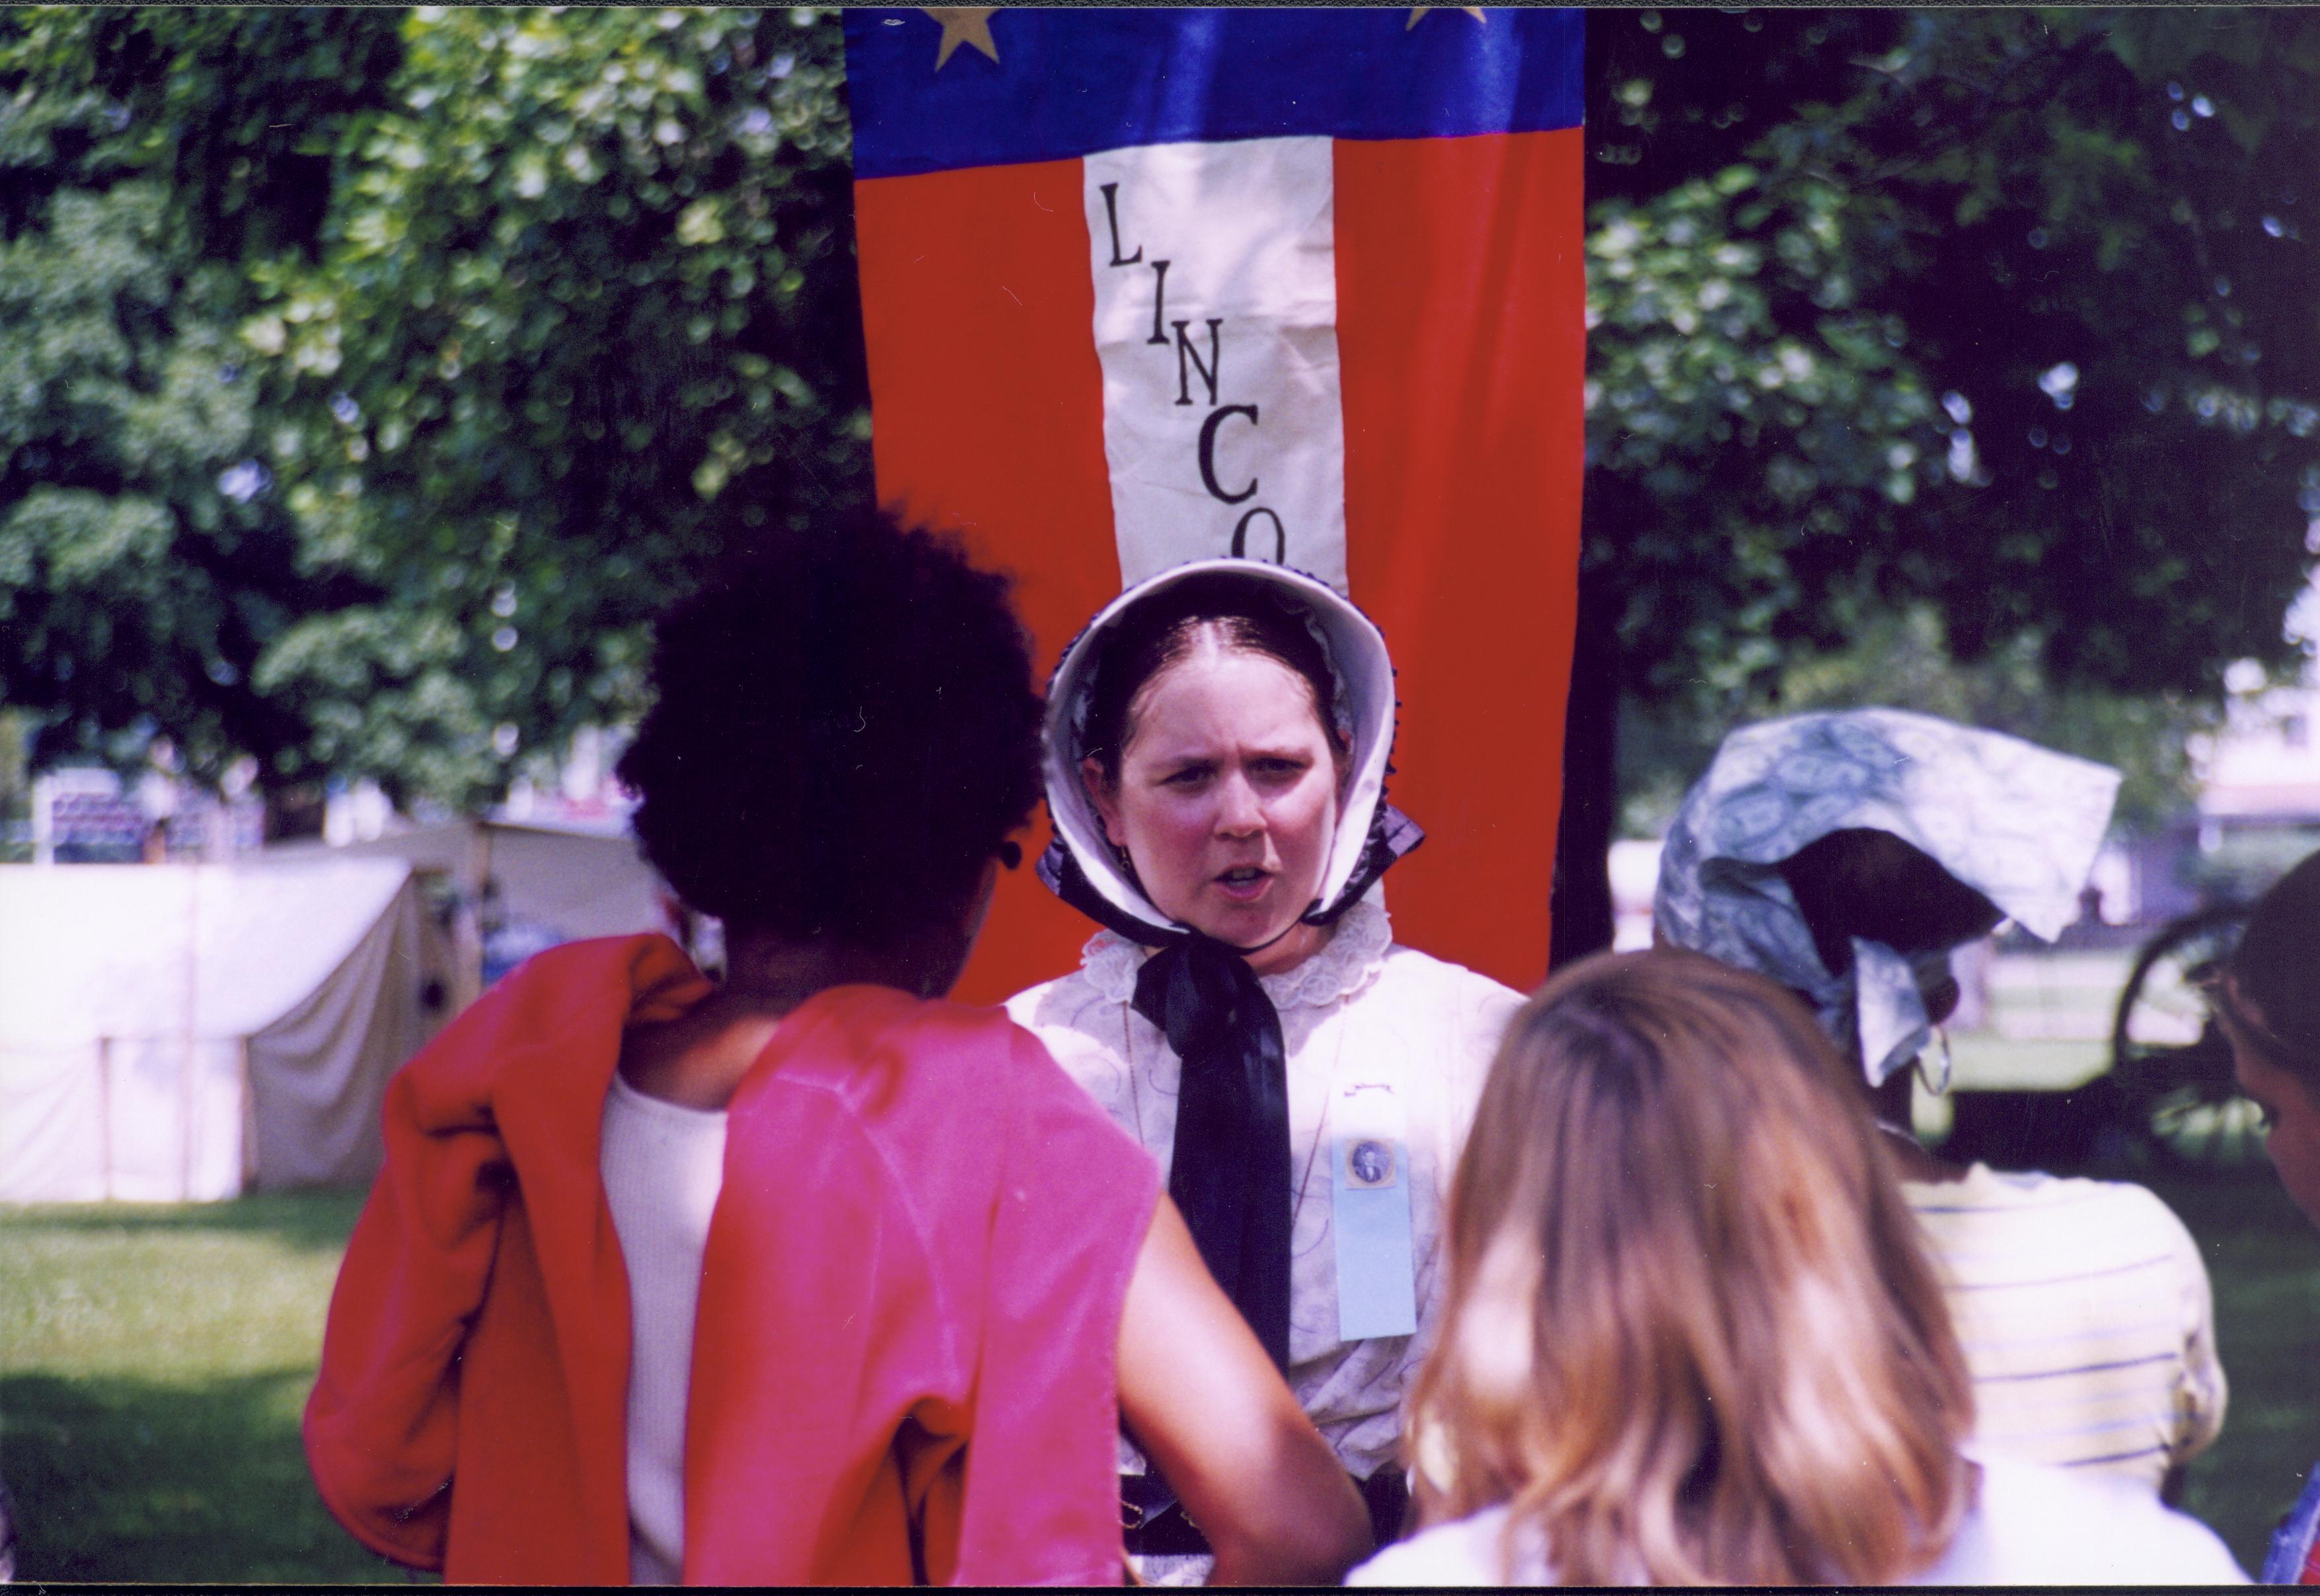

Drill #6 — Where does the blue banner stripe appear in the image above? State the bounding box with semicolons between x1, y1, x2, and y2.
844;8;1584;180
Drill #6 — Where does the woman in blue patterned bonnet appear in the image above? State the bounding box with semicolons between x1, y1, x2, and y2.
1654;707;2226;1500
1004;560;1524;1583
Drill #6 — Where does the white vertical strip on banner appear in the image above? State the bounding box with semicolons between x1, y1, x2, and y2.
1084;137;1350;595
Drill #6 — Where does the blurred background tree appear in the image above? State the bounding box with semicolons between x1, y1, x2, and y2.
0;6;864;819
243;6;866;811
0;709;28;860
0;7;395;800
1554;8;2320;958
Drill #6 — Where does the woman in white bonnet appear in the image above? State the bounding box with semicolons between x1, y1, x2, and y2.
1005;560;1523;1582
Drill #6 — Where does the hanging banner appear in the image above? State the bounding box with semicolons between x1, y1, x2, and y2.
844;7;1586;1000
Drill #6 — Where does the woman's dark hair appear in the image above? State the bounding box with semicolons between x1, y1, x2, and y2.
2228;847;2320;1083
617;505;1042;947
1078;570;1347;785
1777;828;2003;977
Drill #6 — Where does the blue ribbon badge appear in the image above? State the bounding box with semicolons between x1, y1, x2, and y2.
1331;1081;1418;1341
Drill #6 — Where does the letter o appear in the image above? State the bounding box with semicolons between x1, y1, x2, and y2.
1230;507;1286;564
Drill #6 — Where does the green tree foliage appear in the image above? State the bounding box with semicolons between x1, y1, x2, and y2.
1558;9;2320;951
0;7;863;809
1587;164;1942;707
0;708;28;859
0;9;388;789
244;7;865;806
5;7;2315;848
1587;8;2319;711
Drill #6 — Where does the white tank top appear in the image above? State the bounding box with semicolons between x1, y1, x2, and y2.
600;1071;728;1585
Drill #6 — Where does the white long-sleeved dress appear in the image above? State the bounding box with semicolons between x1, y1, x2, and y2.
1006;895;1523;1490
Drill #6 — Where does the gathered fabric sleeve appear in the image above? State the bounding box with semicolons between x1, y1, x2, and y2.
302;1043;512;1570
301;936;706;1581
2161;1196;2228;1465
944;1023;1161;1585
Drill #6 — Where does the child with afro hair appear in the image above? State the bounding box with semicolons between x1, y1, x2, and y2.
306;504;1369;1585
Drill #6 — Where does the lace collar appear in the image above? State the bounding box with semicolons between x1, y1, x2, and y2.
1076;894;1394;1012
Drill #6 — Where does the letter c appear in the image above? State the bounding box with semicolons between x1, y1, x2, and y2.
1198;404;1259;505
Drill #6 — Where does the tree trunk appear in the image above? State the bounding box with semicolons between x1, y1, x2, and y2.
1550;562;1619;969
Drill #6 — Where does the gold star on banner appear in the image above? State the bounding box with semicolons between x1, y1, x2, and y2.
922;8;1000;70
1407;7;1487;28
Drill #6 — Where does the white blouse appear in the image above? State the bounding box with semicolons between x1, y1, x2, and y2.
600;1071;728;1586
1004;894;1524;1481
1347;1455;2247;1585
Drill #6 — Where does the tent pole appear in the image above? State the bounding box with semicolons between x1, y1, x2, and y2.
97;1035;113;1200
182;865;199;1201
468;820;492;1004
238;1036;257;1192
457;821;489;1011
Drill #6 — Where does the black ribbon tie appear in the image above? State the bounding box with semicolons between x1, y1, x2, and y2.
1132;933;1294;1372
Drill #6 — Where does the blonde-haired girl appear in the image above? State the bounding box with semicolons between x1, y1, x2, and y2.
1353;950;2243;1586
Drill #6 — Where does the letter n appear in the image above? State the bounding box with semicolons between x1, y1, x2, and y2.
1174;319;1223;408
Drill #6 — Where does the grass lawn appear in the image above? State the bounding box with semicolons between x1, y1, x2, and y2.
2153;1169;2320;1576
0;1191;408;1583
4;1171;2319;1580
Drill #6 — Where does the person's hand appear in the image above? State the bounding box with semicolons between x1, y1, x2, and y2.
1115;1198;1374;1585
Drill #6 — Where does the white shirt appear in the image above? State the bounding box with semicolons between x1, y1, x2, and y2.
1904;1166;2225;1490
600;1071;728;1586
1348;1455;2248;1585
1005;895;1524;1480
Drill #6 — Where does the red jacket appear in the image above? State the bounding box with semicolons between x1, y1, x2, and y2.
304;935;1158;1584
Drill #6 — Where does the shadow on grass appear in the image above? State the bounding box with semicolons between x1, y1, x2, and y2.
1;1366;412;1582
2118;1168;2320;1576
0;1188;371;1255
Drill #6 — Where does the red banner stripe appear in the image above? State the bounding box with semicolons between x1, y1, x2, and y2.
857;129;1587;1001
853;159;1127;1003
1335;128;1588;992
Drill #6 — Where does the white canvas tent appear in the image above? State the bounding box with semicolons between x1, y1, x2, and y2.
0;859;454;1201
266;818;673;1004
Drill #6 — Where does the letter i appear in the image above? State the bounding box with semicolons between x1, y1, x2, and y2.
1146;260;1172;347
